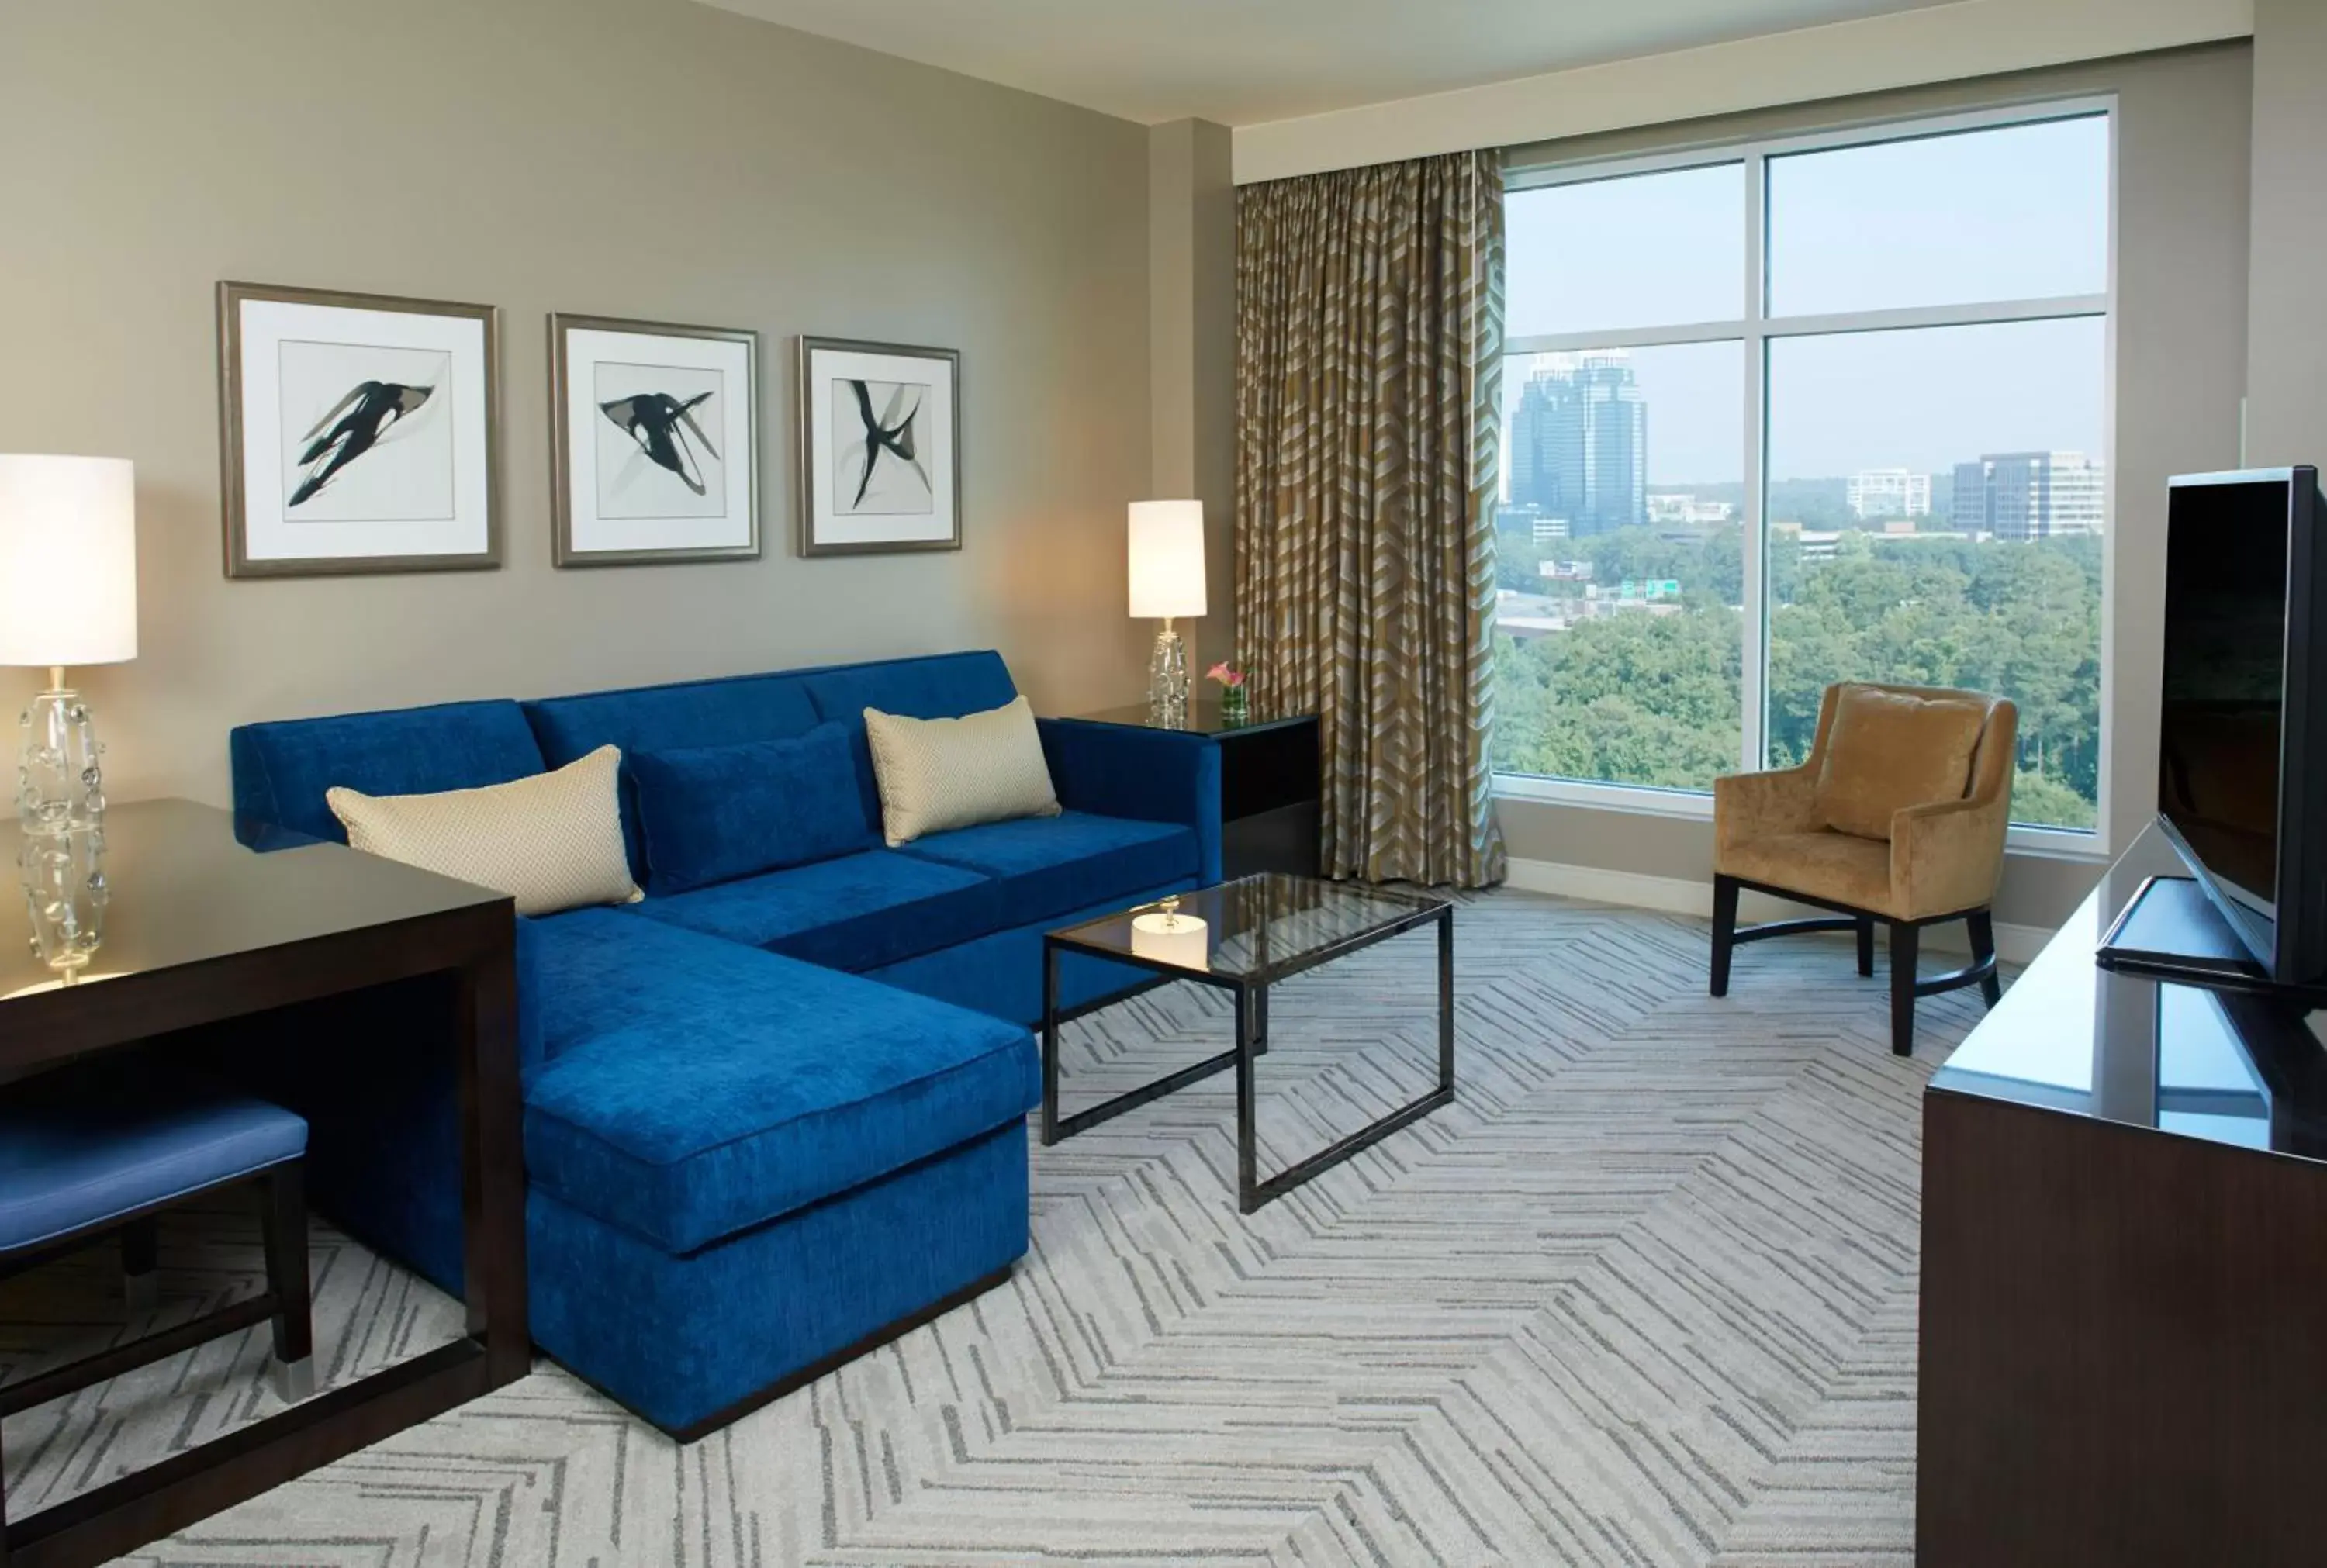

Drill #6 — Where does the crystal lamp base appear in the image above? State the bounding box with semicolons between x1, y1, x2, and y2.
1146;620;1190;729
17;668;109;835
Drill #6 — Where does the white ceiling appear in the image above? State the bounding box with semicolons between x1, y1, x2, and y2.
696;0;1962;127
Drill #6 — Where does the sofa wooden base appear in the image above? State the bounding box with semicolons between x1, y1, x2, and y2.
1710;872;2000;1056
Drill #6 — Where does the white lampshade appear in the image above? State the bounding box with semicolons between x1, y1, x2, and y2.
1128;499;1207;620
0;455;138;668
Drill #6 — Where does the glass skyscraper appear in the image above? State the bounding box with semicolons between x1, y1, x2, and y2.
1508;354;1647;537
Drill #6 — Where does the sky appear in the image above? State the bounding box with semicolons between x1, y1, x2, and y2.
1502;113;2111;485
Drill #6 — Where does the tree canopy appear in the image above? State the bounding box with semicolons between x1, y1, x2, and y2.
1492;525;2101;829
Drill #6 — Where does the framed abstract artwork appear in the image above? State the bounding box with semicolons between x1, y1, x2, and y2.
797;336;960;556
217;281;501;578
550;313;759;566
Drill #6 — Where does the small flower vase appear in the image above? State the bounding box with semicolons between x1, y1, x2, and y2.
1219;684;1250;727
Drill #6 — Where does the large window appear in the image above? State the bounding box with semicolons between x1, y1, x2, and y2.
1492;109;2112;835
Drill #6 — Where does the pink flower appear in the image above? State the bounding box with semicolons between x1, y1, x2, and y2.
1205;662;1246;688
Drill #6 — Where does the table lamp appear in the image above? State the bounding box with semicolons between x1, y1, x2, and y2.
0;455;138;834
1129;499;1205;727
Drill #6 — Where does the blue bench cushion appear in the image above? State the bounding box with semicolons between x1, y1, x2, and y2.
627;850;999;972
628;723;876;895
231;700;547;845
899;810;1200;929
0;1075;306;1251
520;927;1036;1254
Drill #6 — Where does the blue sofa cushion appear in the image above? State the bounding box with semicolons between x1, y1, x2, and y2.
899;810;1199;928
523;673;823;882
231;700;547;844
522;906;770;1057
627;850;998;972
0;1072;307;1250
800;651;1022;832
522;948;1036;1254
628;723;876;895
866;876;1200;1027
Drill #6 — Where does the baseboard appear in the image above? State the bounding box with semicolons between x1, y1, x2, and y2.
1503;856;2052;965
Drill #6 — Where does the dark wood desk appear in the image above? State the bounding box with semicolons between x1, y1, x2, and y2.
1066;703;1322;879
0;800;524;1568
1919;826;2327;1566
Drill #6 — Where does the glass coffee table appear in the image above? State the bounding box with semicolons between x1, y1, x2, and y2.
1042;874;1454;1213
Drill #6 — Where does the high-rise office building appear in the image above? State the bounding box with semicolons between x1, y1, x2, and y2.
1952;461;1993;534
1508;354;1647;537
1847;468;1932;520
1950;451;2107;539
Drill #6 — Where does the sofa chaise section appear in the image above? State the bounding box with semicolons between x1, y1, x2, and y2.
521;910;1036;1434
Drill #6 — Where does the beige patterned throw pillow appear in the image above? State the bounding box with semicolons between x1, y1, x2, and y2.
327;745;642;916
863;696;1061;847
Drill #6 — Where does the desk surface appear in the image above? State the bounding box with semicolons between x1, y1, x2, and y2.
1930;823;2327;1161
3;799;504;1004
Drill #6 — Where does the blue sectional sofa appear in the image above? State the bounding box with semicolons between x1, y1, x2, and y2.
230;650;1220;1436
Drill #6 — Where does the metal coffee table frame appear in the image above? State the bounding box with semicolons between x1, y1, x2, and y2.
1041;882;1454;1214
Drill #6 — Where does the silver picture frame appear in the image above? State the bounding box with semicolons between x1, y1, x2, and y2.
797;336;963;557
549;313;761;568
217;280;502;579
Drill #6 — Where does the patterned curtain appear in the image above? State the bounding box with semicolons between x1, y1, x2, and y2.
1235;150;1506;889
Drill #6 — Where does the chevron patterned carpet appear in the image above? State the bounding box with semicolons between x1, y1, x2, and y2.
2;891;1990;1566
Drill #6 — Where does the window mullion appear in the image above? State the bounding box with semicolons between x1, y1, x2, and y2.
1741;152;1769;779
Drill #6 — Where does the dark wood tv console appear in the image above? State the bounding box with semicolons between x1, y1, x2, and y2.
1919;825;2327;1566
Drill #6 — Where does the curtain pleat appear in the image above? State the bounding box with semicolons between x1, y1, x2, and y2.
1234;150;1506;888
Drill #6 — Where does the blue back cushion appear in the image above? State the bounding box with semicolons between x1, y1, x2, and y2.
230;700;547;844
800;651;1022;831
523;673;821;882
628;723;877;895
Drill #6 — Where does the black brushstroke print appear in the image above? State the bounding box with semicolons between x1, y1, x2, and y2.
600;392;719;496
289;381;434;507
847;379;923;508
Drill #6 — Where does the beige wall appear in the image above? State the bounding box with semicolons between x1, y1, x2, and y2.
1146;119;1238;675
1493;43;2256;932
2246;0;2327;465
0;0;1153;808
1232;0;2253;184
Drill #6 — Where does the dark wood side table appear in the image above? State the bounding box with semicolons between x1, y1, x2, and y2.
0;800;524;1568
1066;702;1322;878
1918;824;2327;1566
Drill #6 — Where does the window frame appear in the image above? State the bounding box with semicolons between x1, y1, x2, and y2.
1495;95;2118;856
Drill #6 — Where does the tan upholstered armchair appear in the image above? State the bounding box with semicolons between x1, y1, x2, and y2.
1711;682;2017;1056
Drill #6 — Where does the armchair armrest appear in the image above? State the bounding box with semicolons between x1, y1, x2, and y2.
1889;793;2010;918
1713;763;1820;856
1037;718;1223;883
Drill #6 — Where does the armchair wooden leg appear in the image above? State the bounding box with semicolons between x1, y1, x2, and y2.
1710;875;1740;997
1889;922;1919;1057
261;1163;313;1402
1855;917;1875;978
120;1216;159;1314
1966;909;2003;1007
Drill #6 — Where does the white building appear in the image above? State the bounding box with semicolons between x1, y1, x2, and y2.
1847;469;1933;520
1953;451;2107;539
1647;492;1735;526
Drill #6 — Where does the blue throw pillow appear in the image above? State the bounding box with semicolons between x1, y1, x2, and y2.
630;724;877;895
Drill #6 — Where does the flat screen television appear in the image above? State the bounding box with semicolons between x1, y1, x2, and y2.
2157;466;2327;985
